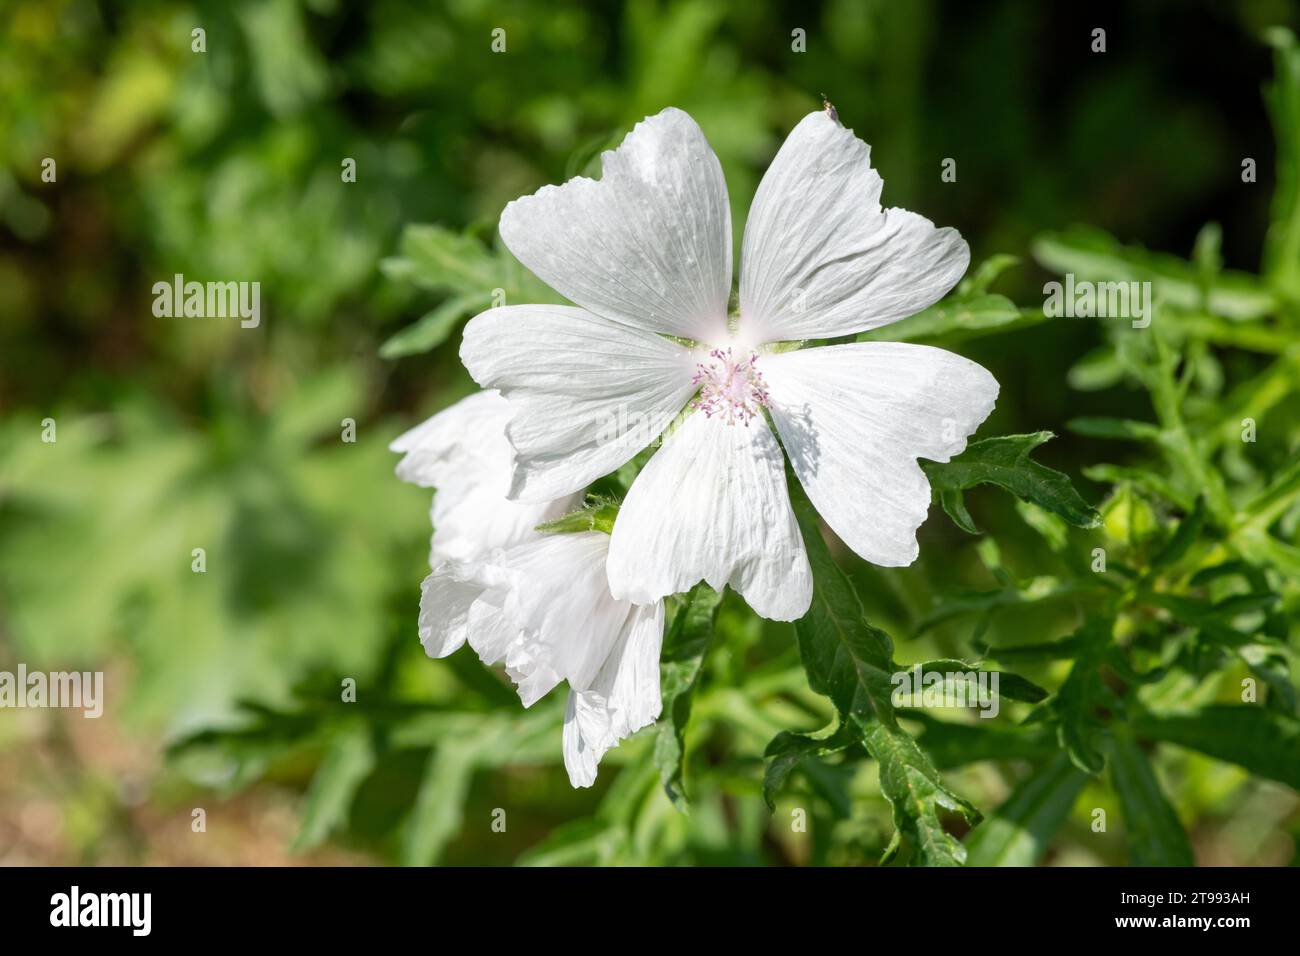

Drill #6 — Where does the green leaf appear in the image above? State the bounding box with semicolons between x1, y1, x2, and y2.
859;719;982;867
791;490;898;725
267;366;367;451
293;724;375;851
939;487;980;534
916;576;1095;635
379;223;562;359
1238;644;1297;715
1264;28;1300;299
1108;732;1195;866
1240;456;1300;527
654;583;723;810
965;753;1088;866
904;711;1057;770
379;295;485;359
959;254;1021;295
976;632;1091;664
789;482;980;865
1082;463;1193;510
1233;526;1300;579
922;432;1101;530
1044;620;1112;774
535;495;621;535
908;659;1049;703
517;754;660;866
1068;345;1126;392
1016;499;1071;551
858;295;1043;344
762;721;859;811
1033;226;1276;319
380;224;507;293
402;736;479;865
1055;686;1106;774
441;644;522;708
1150;497;1207;568
516;819;624;867
1193;221;1224;283
1143;591;1277;633
1133;706;1300;788
1067;416;1163;443
1188;559;1262;588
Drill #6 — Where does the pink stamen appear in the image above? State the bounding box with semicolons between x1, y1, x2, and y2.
691;347;770;426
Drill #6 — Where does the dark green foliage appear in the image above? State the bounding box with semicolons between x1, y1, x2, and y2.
3;2;1299;868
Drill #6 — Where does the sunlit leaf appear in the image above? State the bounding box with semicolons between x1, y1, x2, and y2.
294;724;375;852
1033;226;1276;319
923;432;1101;530
402;737;480;866
859;295;1043;344
654;583;723;811
965;753;1088;866
789;481;980;865
762;721;858;811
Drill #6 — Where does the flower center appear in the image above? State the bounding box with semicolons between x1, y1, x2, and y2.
692;347;770;426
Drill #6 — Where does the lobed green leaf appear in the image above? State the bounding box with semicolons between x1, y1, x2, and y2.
654;583;723;811
923;432;1101;531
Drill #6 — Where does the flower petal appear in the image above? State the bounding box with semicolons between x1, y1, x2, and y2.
389;389;512;489
461;305;700;501
499;107;732;342
763;342;998;567
492;533;633;705
422;533;637;708
392;390;577;564
417;569;475;658
607;411;812;621
738;112;969;343
563;601;664;788
429;484;576;567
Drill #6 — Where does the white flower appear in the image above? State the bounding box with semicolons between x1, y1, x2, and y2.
389;389;579;566
421;532;664;788
393;390;663;787
461;108;999;621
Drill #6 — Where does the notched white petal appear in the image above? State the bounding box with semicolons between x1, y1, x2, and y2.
421;533;667;788
389;389;512;490
417;569;480;659
563;601;664;787
391;389;576;565
607;412;812;621
764;342;998;568
460;305;699;501
739;111;970;343
499;107;732;342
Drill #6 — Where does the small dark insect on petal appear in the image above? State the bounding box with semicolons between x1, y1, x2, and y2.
820;93;840;125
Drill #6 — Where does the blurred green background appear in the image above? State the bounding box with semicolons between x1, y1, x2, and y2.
1;0;1298;865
